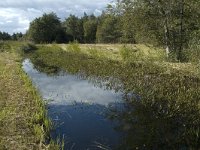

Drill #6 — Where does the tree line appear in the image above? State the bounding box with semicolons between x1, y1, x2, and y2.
1;0;200;61
0;31;23;41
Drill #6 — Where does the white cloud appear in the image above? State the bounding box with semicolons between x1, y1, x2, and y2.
0;0;110;34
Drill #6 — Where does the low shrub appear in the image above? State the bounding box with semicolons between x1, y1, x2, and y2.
0;41;11;52
20;43;37;53
119;45;140;61
67;40;81;53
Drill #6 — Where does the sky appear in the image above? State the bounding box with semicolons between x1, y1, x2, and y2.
0;0;110;34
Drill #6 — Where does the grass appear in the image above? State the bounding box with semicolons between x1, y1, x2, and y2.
58;43;166;60
0;42;59;149
58;43;199;74
1;41;199;149
28;42;200;149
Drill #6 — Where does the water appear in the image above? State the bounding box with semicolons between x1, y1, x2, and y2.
22;59;123;149
22;58;200;149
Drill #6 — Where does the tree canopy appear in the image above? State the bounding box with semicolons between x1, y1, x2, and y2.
28;13;66;43
18;0;200;61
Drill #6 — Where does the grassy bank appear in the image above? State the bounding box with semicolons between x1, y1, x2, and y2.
56;43;199;76
28;43;200;149
0;42;58;149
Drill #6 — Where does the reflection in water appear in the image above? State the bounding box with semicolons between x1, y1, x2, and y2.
23;59;122;106
23;58;200;150
22;59;123;149
49;103;120;149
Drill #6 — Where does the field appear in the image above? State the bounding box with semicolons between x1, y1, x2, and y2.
0;41;200;149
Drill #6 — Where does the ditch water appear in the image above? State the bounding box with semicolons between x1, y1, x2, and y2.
22;59;124;150
22;57;199;149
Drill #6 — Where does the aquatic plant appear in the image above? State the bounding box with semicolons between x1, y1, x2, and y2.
26;44;200;149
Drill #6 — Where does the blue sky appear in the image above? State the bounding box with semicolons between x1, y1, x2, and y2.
0;0;110;34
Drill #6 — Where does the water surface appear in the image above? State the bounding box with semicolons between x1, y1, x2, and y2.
22;59;123;149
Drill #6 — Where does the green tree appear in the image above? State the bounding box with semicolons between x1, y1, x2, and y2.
0;31;11;40
64;15;84;42
83;15;97;43
131;0;200;61
28;12;66;43
120;0;136;43
11;32;23;41
96;14;121;43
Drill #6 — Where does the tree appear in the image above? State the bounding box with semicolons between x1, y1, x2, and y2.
63;15;84;42
96;15;121;43
83;15;98;43
11;32;23;41
0;31;11;40
28;12;66;43
120;0;136;43
125;0;200;61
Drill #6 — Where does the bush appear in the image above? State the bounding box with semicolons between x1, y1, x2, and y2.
20;43;37;53
87;47;105;58
119;45;140;61
67;40;81;53
0;41;11;52
186;30;200;63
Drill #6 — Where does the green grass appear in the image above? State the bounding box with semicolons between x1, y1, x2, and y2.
1;41;199;149
45;43;199;77
27;43;200;149
58;43;166;61
0;42;58;149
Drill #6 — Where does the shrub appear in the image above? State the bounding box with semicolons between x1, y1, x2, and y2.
20;43;37;53
187;31;200;63
67;40;81;53
87;47;105;58
119;45;140;61
0;41;11;52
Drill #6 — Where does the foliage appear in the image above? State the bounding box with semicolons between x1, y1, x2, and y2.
0;31;24;41
11;32;23;41
20;43;37;53
186;30;200;63
28;12;66;43
0;48;59;149
83;18;98;43
0;31;11;40
67;41;81;53
63;15;84;42
2;0;200;62
27;45;200;149
0;41;11;52
119;44;166;62
96;15;121;43
119;45;139;61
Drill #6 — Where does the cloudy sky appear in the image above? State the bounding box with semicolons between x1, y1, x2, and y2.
0;0;110;34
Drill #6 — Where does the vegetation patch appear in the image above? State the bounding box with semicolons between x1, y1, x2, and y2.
20;43;37;53
0;43;59;150
27;44;200;149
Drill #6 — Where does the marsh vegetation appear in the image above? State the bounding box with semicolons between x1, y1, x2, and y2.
23;43;200;149
0;0;199;149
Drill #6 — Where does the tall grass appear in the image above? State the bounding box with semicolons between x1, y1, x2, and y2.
25;44;200;149
67;40;81;53
0;42;59;149
119;44;166;62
